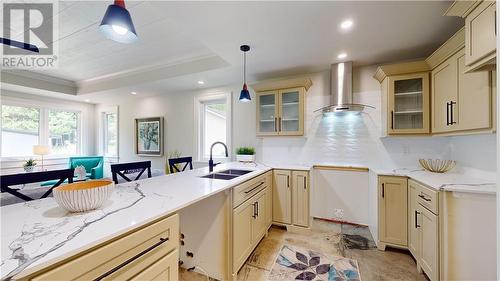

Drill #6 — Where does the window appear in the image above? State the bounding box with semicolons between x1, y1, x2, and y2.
0;103;82;158
1;105;40;157
49;110;79;155
103;112;118;156
197;94;231;160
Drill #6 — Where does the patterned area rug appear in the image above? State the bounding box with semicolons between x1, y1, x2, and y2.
268;245;361;281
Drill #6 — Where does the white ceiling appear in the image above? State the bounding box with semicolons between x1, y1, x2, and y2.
2;1;463;104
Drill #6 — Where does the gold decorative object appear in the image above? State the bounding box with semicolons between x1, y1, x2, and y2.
419;159;456;173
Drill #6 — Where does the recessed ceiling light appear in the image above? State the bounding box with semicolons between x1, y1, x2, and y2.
131;91;137;95
340;19;354;30
197;80;205;85
84;99;91;102
337;53;348;59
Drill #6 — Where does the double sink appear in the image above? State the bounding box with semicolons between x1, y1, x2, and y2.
200;169;253;180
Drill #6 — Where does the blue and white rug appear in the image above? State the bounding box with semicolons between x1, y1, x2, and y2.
268;245;361;281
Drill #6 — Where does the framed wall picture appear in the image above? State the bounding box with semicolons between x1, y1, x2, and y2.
135;117;163;156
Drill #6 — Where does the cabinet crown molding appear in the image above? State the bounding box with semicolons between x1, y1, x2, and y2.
373;61;429;83
425;27;465;69
251;77;312;92
444;0;483;17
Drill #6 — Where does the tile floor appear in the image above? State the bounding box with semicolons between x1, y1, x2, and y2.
180;219;428;281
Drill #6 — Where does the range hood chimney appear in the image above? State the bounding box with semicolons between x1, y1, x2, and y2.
315;62;374;115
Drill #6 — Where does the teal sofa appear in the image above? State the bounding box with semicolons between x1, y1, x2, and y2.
41;156;104;187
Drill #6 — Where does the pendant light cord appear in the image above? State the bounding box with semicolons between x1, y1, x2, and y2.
243;51;246;84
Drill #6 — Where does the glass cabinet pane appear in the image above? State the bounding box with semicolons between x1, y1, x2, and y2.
259;93;276;133
393;78;424;130
280;91;300;132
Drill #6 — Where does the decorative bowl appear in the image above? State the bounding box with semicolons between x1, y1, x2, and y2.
418;159;456;173
53;180;114;212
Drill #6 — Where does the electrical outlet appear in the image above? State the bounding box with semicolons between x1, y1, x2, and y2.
333;209;344;220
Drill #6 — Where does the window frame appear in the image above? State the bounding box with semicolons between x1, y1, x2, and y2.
194;92;232;162
1;99;83;159
102;111;118;157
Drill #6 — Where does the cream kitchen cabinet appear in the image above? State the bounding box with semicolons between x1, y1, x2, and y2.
374;61;431;136
377;176;408;250
253;77;312;137
273;169;310;228
407;180;419;259
431;48;492;134
408;179;439;281
25;214;180;281
256;87;305;136
446;1;496;71
417;204;439;281
232;172;271;275
292;170;309;227
272;169;292;224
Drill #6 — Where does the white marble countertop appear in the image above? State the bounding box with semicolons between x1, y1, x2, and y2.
372;168;496;194
0;162;271;280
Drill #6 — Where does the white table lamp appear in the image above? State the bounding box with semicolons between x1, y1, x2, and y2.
33;145;51;171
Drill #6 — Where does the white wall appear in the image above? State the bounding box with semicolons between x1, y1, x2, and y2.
112;66;497;176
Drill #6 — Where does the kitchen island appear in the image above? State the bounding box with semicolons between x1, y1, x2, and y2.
1;162;272;280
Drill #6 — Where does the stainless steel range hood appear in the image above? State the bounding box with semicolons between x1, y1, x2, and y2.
315;62;374;114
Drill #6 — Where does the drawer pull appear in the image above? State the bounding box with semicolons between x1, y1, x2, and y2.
94;237;169;281
244;182;264;194
418;194;431;202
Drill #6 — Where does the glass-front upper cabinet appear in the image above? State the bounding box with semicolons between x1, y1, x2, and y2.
257;91;278;135
278;87;304;135
387;73;430;134
256;87;305;136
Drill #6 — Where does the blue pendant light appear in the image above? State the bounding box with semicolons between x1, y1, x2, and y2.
239;45;251;102
100;0;138;44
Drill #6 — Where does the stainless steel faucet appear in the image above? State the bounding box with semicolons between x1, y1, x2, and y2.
209;141;229;172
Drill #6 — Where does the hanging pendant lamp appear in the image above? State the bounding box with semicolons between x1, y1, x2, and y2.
239;45;251;102
100;0;138;44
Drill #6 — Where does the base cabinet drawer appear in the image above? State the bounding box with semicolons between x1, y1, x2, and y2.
30;214;179;281
130;249;179;281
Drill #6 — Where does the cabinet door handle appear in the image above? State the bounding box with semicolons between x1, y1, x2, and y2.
450;101;456;125
381;183;385;198
494;10;497;36
415;210;420;228
256;201;259;216
274;117;278;132
418;194;431;202
94;237;169;281
391;111;394;130
303;176;306;189
279;117;282;132
252;202;257;218
446;102;450;126
287;175;290;188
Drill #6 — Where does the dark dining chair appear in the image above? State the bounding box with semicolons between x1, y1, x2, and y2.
111;161;152;184
168;157;193;173
0;169;75;202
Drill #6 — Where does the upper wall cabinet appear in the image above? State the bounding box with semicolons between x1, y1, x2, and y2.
374;61;431;136
446;0;497;72
427;28;494;135
252;78;312;137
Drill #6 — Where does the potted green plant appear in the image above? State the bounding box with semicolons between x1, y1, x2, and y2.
236;147;255;162
23;158;37;172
